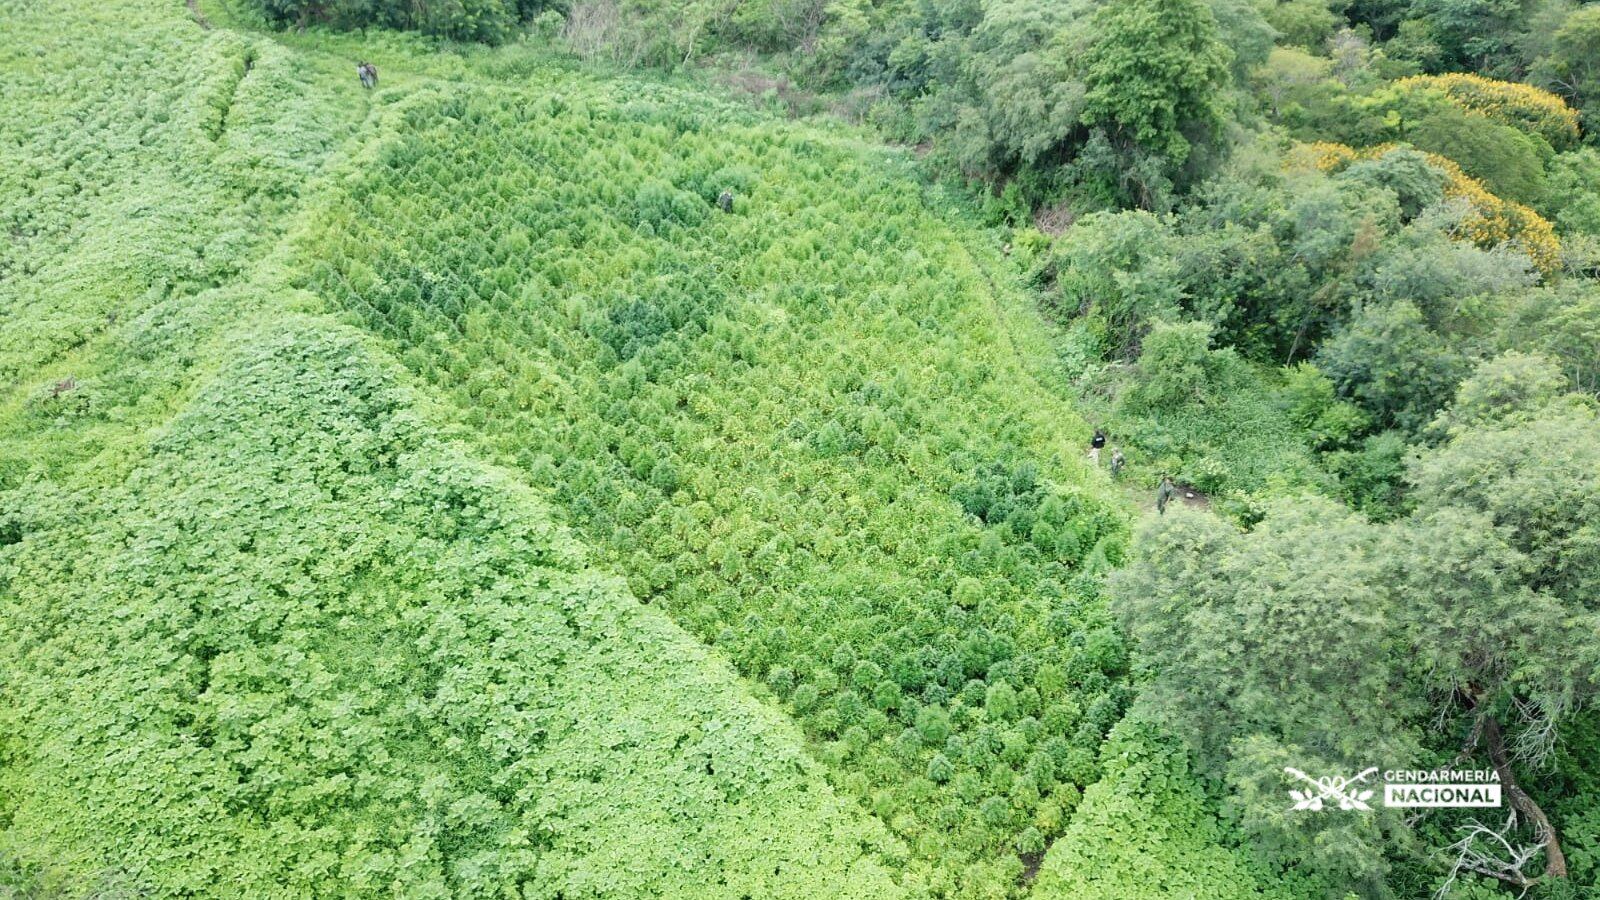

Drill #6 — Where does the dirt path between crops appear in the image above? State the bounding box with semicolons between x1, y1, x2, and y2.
186;0;212;30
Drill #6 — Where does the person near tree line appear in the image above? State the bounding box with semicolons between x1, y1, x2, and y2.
357;61;378;89
1156;474;1177;515
1089;428;1106;465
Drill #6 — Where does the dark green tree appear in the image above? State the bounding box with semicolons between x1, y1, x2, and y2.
1076;0;1234;203
1112;498;1417;889
1389;355;1600;889
1534;5;1600;139
1114;356;1600;894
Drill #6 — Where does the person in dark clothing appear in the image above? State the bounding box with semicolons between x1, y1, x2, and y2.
1156;475;1177;515
1089;428;1107;465
717;189;734;213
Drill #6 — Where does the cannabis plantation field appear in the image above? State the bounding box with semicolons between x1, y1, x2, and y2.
0;2;920;896
297;81;1138;894
0;0;1231;897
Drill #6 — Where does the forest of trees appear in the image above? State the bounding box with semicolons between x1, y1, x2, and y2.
2;0;1597;897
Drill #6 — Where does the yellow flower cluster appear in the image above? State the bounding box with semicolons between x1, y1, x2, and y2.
1287;141;1562;276
1423;151;1562;275
1396;73;1580;149
1285;140;1361;172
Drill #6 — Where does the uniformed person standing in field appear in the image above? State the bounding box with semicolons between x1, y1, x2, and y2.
1156;474;1177;515
1089;428;1106;465
717;189;734;213
1109;448;1125;479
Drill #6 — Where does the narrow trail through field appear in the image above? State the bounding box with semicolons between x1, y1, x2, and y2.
968;246;1193;523
186;0;210;29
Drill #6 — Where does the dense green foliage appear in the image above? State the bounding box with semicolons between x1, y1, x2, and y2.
1032;718;1316;900
1076;0;1233;199
5;0;1597;894
293;77;1134;894
1032;130;1600;516
2;318;912;898
248;0;550;42
1533;5;1600;135
0;4;353;391
1113;356;1600;895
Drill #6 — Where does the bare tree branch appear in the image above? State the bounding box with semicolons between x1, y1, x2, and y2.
1483;715;1568;879
1436;814;1542;900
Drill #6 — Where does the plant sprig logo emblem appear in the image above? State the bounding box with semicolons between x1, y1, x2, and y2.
1284;766;1379;811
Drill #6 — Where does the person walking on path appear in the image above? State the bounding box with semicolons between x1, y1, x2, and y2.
1089;428;1106;465
1156;474;1177;515
1109;448;1125;479
357;61;378;89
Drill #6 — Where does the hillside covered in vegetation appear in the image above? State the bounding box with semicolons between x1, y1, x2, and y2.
0;5;921;896
3;0;1598;897
1;0;1151;897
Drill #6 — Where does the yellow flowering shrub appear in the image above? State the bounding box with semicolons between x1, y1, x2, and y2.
1396;73;1581;150
1423;152;1563;274
1285;140;1360;171
1288;141;1561;276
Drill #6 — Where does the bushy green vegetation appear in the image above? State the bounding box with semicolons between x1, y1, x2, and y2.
292;77;1134;893
0;0;966;896
1114;354;1600;895
6;0;1598;895
1040;77;1600;889
246;0;553;42
1;317;913;898
1032;718;1317;900
0;0;354;390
